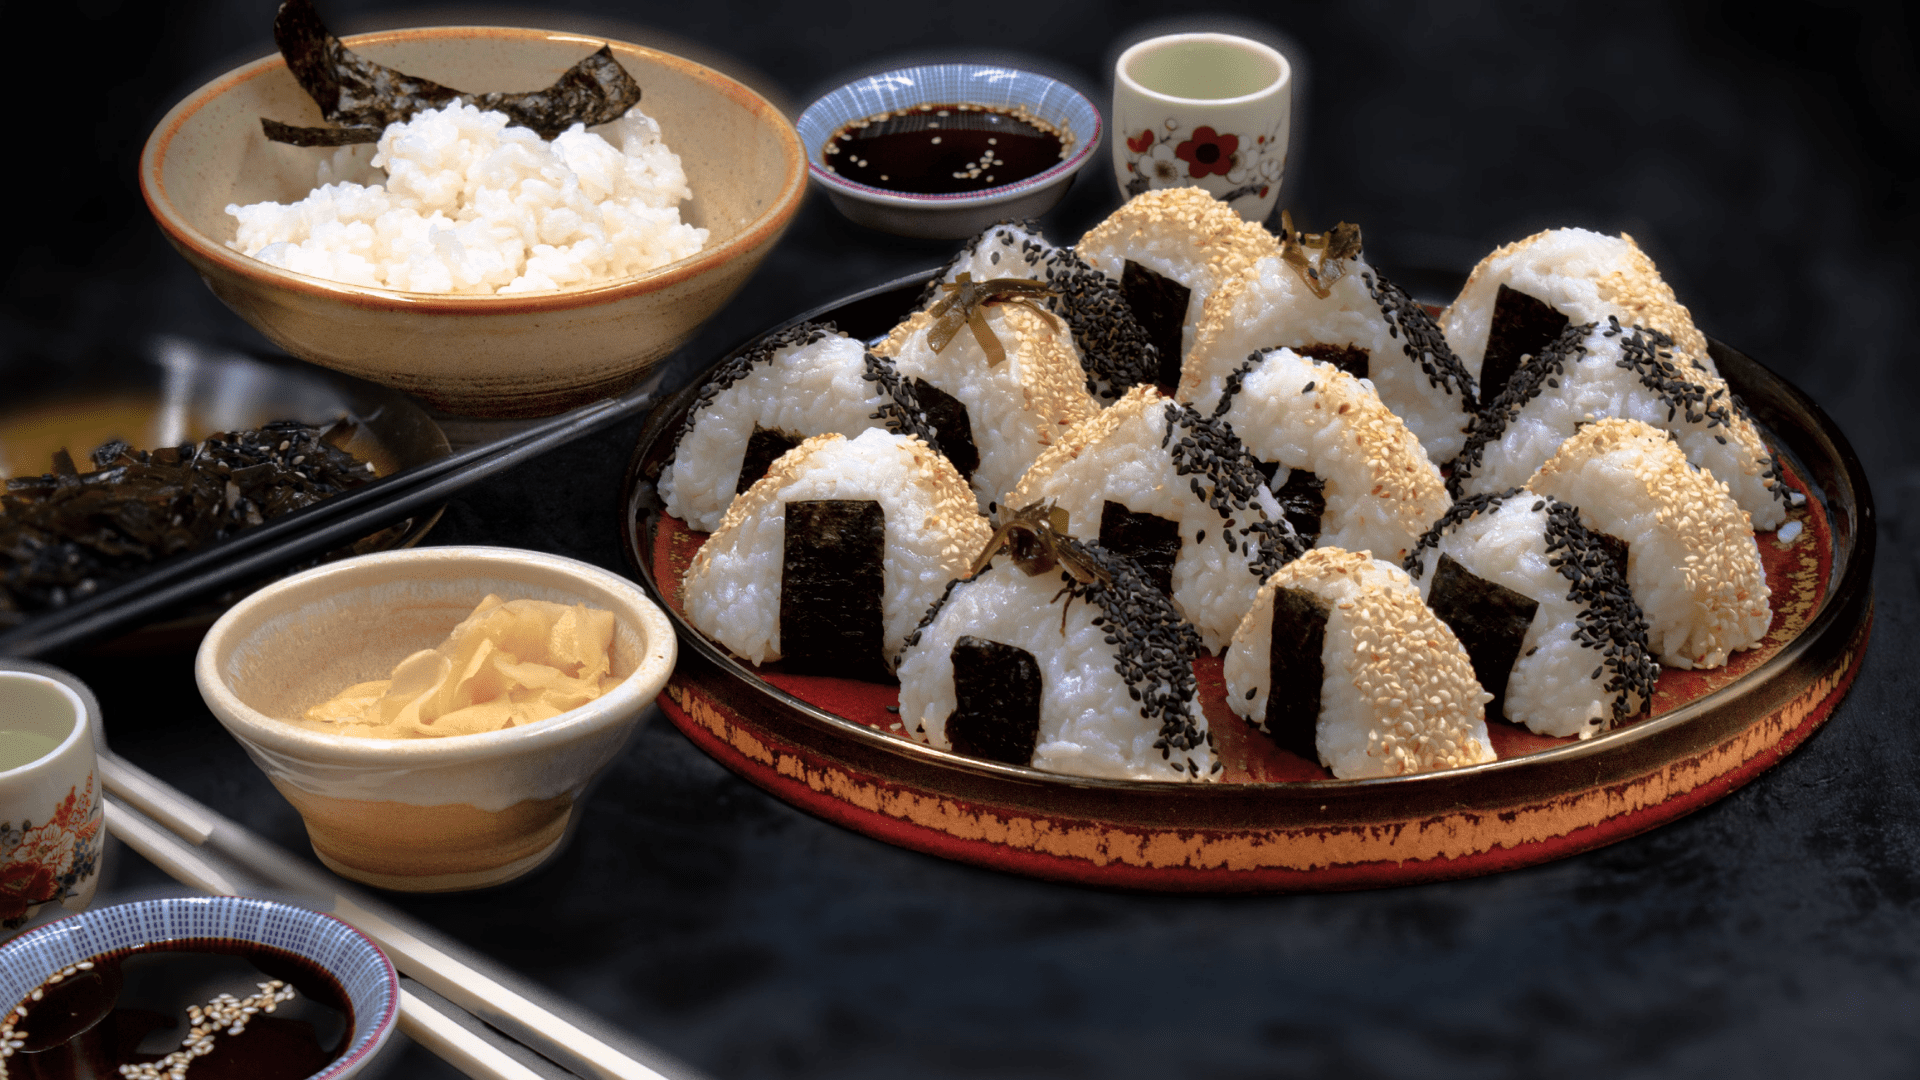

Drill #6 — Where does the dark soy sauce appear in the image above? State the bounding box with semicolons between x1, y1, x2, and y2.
5;939;352;1080
823;103;1068;194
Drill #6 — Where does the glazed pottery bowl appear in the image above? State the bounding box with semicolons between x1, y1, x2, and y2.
0;896;399;1078
141;26;806;418
195;547;677;892
796;63;1101;239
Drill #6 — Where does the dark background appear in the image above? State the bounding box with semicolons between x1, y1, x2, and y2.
7;1;1920;1076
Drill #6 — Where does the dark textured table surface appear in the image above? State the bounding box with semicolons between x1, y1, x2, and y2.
8;1;1919;1076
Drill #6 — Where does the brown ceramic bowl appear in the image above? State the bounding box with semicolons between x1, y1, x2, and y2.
140;27;806;418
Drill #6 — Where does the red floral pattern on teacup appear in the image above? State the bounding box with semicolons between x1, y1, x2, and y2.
1127;129;1155;153
0;774;103;926
1175;126;1239;178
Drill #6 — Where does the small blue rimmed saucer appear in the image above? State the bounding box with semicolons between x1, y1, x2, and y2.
797;63;1101;239
0;896;399;1077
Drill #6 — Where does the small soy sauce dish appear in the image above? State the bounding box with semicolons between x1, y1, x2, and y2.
0;896;398;1079
797;63;1101;239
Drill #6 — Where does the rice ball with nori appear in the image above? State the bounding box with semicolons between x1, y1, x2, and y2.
1440;228;1717;402
922;222;1161;401
1449;318;1788;529
896;534;1214;781
1005;385;1305;652
1403;490;1659;738
1075;187;1280;378
1211;347;1452;565
683;428;992;679
1527;418;1770;669
1223;547;1496;779
660;322;938;532
875;300;1100;514
1182;253;1478;464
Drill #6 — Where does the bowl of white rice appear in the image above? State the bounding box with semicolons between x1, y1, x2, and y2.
141;26;806;417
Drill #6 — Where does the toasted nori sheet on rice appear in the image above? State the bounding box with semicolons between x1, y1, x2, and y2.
947;636;1044;766
265;0;642;146
1480;283;1570;404
1263;587;1329;760
1121;260;1191;387
1427;552;1540;722
780;499;889;680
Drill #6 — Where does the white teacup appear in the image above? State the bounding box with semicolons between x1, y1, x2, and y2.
0;670;102;935
1112;32;1292;222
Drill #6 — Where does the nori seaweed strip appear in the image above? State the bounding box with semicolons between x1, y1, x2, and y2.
1159;401;1306;577
1427;553;1538;722
779;499;889;681
1121;261;1191;387
901;379;975;479
1362;270;1477;407
1270;469;1327;544
1481;284;1569;403
1448;323;1594;495
946;636;1044;766
735;428;801;493
1098;501;1181;597
1263;587;1329;760
266;0;641;145
1540;497;1658;723
1297;343;1369;381
859;352;942;448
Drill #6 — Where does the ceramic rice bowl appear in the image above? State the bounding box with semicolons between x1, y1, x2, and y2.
141;27;806;418
195;547;677;893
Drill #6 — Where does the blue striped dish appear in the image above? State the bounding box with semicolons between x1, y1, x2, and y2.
796;64;1102;237
0;896;399;1077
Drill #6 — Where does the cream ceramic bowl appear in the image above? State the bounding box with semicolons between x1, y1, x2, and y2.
141;27;806;418
195;547;676;892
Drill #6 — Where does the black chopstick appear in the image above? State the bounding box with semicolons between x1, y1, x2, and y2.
0;385;656;659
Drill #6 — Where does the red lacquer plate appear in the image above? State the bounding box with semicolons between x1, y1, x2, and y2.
619;273;1875;892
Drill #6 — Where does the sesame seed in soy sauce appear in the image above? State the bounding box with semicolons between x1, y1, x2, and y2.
822;103;1070;194
0;940;353;1080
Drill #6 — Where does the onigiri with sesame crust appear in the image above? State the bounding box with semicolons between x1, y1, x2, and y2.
1526;418;1770;669
1005;385;1305;652
659;322;940;532
1404;489;1660;739
896;534;1215;781
682;428;992;678
875;301;1100;515
1440;228;1718;401
1181;249;1478;464
1210;347;1452;565
1222;547;1496;779
1075;186;1280;372
922;221;1161;400
1449;318;1788;529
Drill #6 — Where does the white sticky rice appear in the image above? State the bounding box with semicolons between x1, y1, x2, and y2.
682;429;990;671
1223;548;1496;779
226;102;707;294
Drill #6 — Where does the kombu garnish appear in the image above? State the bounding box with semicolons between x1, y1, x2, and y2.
263;0;642;146
1277;211;1362;299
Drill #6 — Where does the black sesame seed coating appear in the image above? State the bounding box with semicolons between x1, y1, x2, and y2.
1540;497;1660;723
1041;246;1162;398
1362;271;1478;408
1448;322;1595;496
1159;401;1307;577
666;320;942;470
